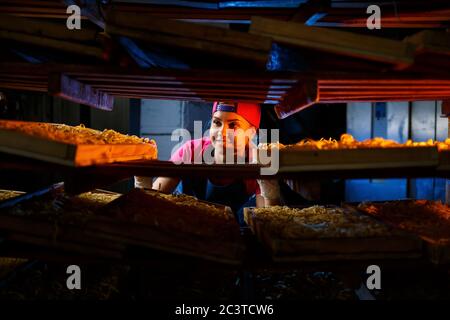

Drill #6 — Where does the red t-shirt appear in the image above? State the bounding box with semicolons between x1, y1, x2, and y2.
170;137;260;196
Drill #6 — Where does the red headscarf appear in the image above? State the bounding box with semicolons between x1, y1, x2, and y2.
212;101;261;128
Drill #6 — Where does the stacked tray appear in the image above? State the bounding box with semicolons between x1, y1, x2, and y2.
244;205;422;262
346;200;450;265
0;120;157;166
98;188;245;265
0;188;244;265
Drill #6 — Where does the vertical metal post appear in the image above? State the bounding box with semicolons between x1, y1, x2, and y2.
441;101;450;204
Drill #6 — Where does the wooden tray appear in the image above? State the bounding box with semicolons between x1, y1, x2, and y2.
273;147;438;172
0;120;157;167
98;189;245;265
244;207;422;262
0;188;125;259
345;200;450;265
421;237;450;265
0;188;244;265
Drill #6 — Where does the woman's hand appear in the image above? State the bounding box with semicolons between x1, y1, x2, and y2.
257;179;281;207
134;176;153;189
152;177;180;193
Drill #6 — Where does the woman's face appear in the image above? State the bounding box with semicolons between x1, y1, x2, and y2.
209;111;256;161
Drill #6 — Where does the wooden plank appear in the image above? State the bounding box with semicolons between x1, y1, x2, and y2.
274;80;318;119
320;98;450;103
321;7;450;28
320;77;444;85
321;97;450;102
100;92;281;100
318;79;450;84
75;70;292;83
0;79;47;86
48;73;114;111
64;160;267;183
0;152;445;181
250;16;416;67
0;13;98;42
107;4;293;21
320;85;450;89
105;23;268;64
0;83;47;93
76;77;286;88
100;91;278;101
404;30;450;56
98;89;282;98
106;10;272;52
87;84;285;95
3;60;450;106
60;65;300;81
108;94;206;101
319;91;450;96
320;92;450;97
8;61;450;83
275;147;439;172
96;87;284;96
0;30;104;59
320;91;450;96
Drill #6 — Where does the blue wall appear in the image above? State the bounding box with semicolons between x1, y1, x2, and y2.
346;101;447;202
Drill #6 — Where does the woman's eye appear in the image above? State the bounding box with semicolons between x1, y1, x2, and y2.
228;122;240;130
213;120;221;126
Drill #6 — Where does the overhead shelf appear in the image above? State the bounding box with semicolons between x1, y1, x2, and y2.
3;0;447;28
1;62;450;118
0;10;448;117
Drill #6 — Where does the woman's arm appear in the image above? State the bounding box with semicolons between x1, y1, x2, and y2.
256;194;281;208
152;177;180;193
256;179;282;207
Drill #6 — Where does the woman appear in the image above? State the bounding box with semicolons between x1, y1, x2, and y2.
140;101;281;224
